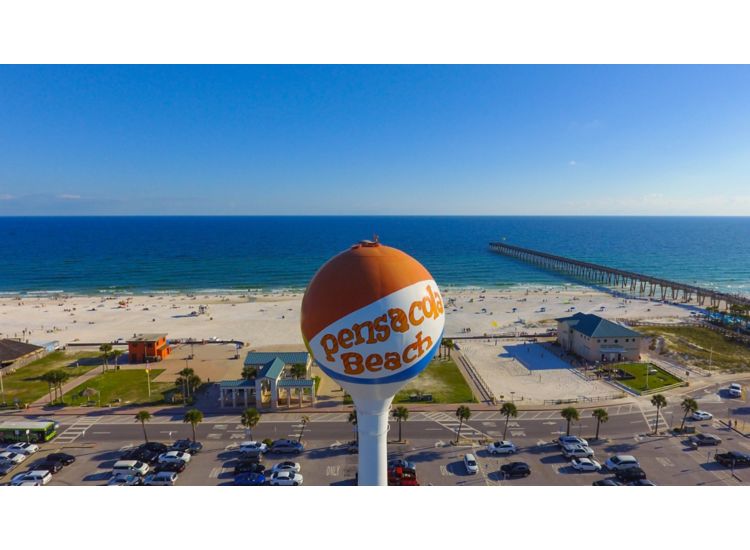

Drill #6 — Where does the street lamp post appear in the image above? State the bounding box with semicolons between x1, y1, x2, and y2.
146;366;151;397
0;368;5;406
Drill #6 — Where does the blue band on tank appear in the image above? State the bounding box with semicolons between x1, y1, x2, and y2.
314;330;444;385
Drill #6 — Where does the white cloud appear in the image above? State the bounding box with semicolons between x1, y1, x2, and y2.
58;194;81;200
0;194;14;200
568;160;577;166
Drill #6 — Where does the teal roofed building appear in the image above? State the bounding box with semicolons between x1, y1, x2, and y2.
218;350;314;410
556;313;643;363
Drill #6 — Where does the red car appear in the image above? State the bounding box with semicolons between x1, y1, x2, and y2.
388;465;419;486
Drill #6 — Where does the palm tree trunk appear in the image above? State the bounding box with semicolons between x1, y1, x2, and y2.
654;407;660;434
503;416;509;440
456;419;463;443
566;419;571;436
192;423;197;442
680;412;688;432
398;420;402;442
595;419;601;440
141;421;149;443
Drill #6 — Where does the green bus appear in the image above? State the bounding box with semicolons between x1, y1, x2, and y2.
0;420;58;443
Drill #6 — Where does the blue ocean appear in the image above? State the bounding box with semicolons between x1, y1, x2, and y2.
0;216;749;295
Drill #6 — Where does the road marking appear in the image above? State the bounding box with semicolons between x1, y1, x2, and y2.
215;424;227;430
440;465;452;476
207;433;222;439
91;431;110;435
209;467;222;478
326;465;341;477
656;457;674;467
230;434;244;439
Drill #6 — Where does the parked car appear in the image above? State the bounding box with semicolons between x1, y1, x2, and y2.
112;460;150;477
388;466;419;486
170;439;203;454
144;471;178;486
0;461;18;477
10;470;52;486
557;435;588;447
728;383;742;398
604;455;640;471
571;458;602;472
270;439;304;454
107;473;143;486
141;442;169;453
269;471;303;485
35;460;64;474
121;447;159;464
691;410;713;421
238;441;268;456
271;461;301;474
234;460;266;475
715;451;750;468
46;453;76;466
157;451;192;465
614;467;647;482
6;442;39;455
626;479;656;486
486;441;517;455
234;472;266;486
387;458;416;471
562;444;595;459
689;433;721;446
155;461;186;473
346;442;358;454
0;451;27;465
464;453;479;475
592;479;622;486
500;462;531;478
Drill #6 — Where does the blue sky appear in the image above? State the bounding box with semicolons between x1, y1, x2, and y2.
1;65;749;215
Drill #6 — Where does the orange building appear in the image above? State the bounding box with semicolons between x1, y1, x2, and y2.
127;333;172;364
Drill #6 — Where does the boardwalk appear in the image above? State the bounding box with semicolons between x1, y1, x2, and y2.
489;242;750;311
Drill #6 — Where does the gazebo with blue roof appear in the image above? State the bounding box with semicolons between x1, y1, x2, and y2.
218;350;314;409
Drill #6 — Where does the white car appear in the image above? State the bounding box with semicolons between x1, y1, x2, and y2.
571;458;602;472
692;410;713;421
238;441;268;455
144;471;178;486
728;383;742;398
271;461;301;474
11;470;52;486
604;455;640;471
269;471;304;486
562;444;595;459
463;453;479;475
157;451;191;464
0;451;27;465
6;442;40;455
107;473;143;486
557;435;588;447
486;441;517;455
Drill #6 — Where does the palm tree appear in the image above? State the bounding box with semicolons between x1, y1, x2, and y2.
99;343;113;371
135;410;152;443
111;349;123;369
177;367;195;398
241;407;261;439
298;415;310;443
49;369;70;404
560;406;579;436
651;394;667;434
455;405;471;444
392;406;409;442
443;338;454;359
348;410;358;444
183;408;203;442
241;365;257;380
679;397;698;432
40;371;56;404
592;408;609;440
500;402;518;440
290;363;307;379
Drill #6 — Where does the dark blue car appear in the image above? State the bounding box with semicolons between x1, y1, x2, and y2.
234;472;266;486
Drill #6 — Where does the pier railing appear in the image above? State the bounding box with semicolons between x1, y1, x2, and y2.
489;242;750;311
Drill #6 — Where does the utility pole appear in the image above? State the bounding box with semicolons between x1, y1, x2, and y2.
146;359;151;397
0;368;5;406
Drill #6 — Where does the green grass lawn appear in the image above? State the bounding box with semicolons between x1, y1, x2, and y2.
393;357;476;404
63;369;172;406
615;362;682;393
639;326;750;371
0;351;100;407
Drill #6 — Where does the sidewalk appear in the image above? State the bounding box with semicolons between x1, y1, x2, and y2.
29;367;106;407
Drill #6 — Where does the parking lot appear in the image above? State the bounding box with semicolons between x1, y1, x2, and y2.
2;392;748;486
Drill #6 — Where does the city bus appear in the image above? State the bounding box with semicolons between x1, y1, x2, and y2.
0;420;57;443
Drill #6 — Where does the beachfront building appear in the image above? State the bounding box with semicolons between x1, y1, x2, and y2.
127;333;172;364
556;313;643;363
0;339;45;370
218;351;315;410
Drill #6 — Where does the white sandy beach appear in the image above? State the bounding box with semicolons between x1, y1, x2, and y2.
0;285;694;348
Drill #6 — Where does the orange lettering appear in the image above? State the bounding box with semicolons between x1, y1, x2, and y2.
341;352;364;374
365;354;383;372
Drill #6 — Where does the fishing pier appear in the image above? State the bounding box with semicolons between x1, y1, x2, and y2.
489;242;750;311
